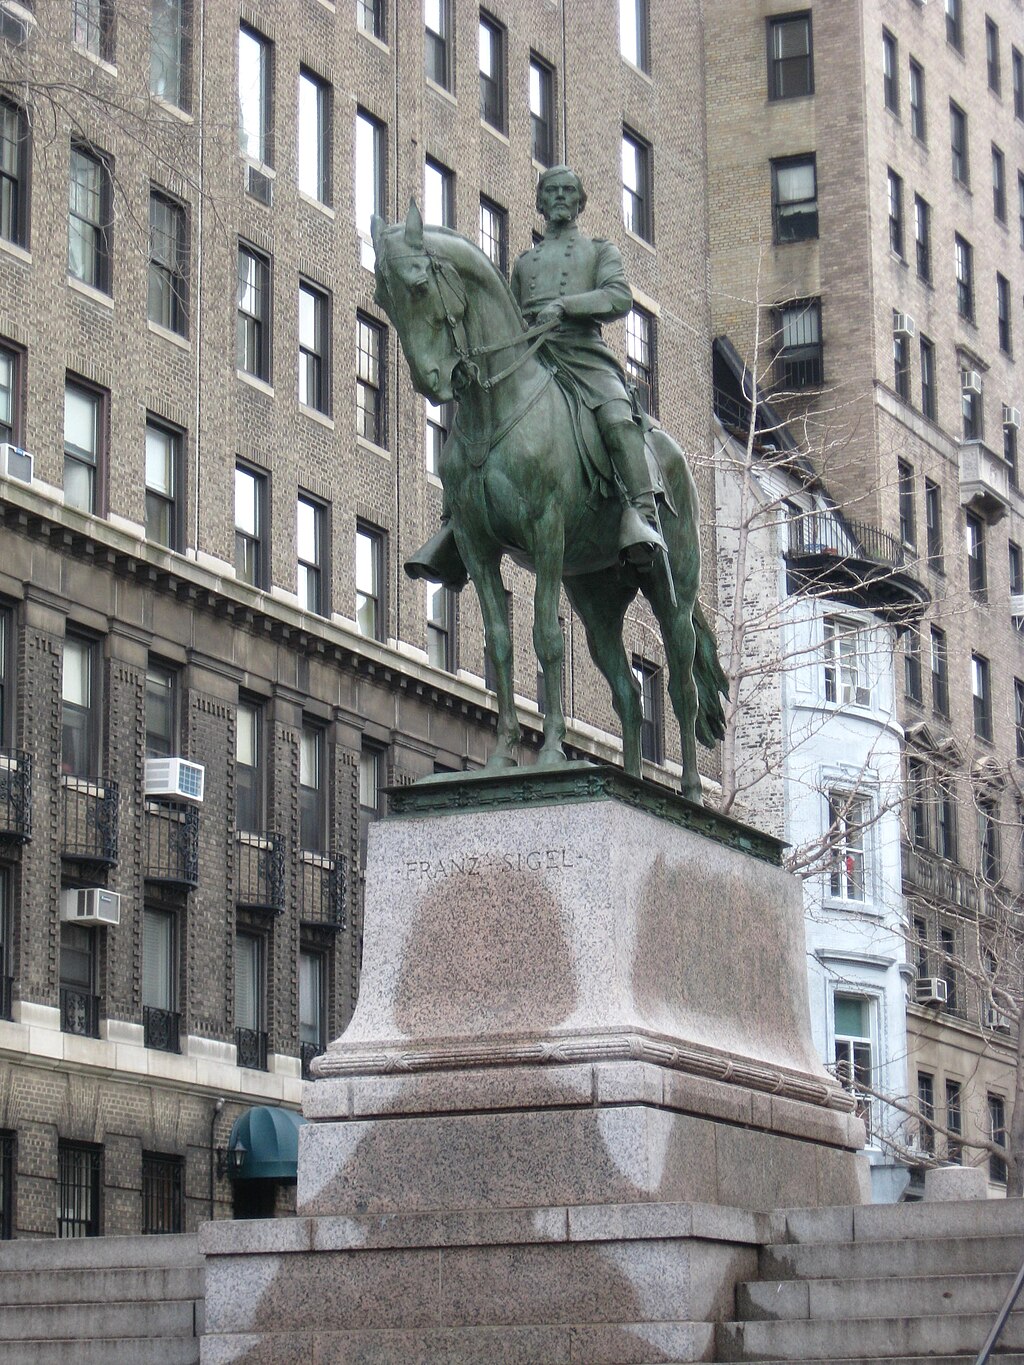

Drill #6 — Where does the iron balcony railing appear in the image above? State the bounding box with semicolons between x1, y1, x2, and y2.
301;1041;325;1080
61;777;119;864
788;512;907;570
145;801;199;887
235;1027;268;1070
299;850;345;929
235;832;285;911
0;749;31;842
60;986;100;1038
143;1005;180;1054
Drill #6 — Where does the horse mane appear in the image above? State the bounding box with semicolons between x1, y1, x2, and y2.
378;220;526;332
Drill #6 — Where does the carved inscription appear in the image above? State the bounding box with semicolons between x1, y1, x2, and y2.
402;846;578;882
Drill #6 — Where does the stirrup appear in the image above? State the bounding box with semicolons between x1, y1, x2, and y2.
618;502;666;567
404;524;469;591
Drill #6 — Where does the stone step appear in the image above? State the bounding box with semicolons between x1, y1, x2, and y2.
716;1311;1024;1361
0;1232;200;1272
772;1199;1024;1247
1;1339;199;1365
0;1298;198;1343
0;1263;202;1306
762;1231;1024;1281
737;1270;1015;1322
739;1358;1024;1365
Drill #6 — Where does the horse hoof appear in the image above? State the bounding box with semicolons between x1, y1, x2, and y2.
485;751;517;771
536;747;568;768
681;784;703;806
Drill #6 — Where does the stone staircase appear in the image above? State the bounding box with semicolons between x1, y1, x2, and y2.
0;1232;203;1364
717;1197;1024;1364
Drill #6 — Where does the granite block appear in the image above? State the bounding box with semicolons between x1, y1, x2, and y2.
341;1061;596;1120
924;1164;988;1201
567;1321;717;1362
593;1060;665;1107
201;1334;314;1365
714;1126;820;1212
199;1217;314;1256
309;1326;572;1363
567;1201;764;1247
310;1205;569;1252
662;1070;754;1126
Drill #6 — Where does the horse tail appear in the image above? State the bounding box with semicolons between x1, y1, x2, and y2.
692;599;729;747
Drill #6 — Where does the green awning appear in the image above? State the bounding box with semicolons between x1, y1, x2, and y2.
227;1106;307;1180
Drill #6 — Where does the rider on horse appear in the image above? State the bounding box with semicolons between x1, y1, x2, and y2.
407;165;667;589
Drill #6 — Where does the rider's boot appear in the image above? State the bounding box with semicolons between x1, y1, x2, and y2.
404;517;469;590
603;419;668;567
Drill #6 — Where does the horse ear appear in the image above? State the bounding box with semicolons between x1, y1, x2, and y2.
370;214;384;250
405;198;424;250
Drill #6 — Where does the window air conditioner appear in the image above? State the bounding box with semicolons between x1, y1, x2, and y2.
0;443;33;484
915;976;949;1007
985;1003;1012;1031
144;757;205;803
1003;405;1022;430
893;312;917;338
246;164;273;206
61;887;121;927
961;369;983;396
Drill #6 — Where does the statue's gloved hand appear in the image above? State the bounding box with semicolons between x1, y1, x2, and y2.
534;300;566;327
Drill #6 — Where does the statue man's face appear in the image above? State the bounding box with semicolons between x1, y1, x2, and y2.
538;173;582;226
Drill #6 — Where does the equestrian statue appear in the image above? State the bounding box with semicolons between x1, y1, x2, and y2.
371;165;726;804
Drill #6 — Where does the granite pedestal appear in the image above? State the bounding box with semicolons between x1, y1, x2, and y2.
202;766;868;1363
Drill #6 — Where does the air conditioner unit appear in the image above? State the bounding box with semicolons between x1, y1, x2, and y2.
916;976;949;1006
961;369;983;395
893;312;917;338
0;443;33;484
246;164;273;206
1003;405;1022;430
61;887;121;927
144;757;205;803
985;1003;1012;1031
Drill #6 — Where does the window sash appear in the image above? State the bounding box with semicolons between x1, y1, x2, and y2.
299;283;328;412
0;102;26;247
772;157;817;242
148;193;187;334
621;132;651;240
425;0;451;87
237;247;270;378
234;932;262;1031
145;665;175;759
356;316;385;444
478;197;507;274
909;60;926;139
298;70;329;203
299;950;324;1046
619;0;649;70
529;59;554;165
357;0;385;40
297;495;324;614
768;15;813;99
355;526;382;638
234;465;264;586
479;17;505;129
151;0;187;106
68;147;108;290
143;908;175;1011
828;794;867;901
238;26;270;164
145;422;178;548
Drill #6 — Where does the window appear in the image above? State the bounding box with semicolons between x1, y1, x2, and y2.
144;419;181;550
59;922;98;1037
776;299;822;388
828;792;867;901
978;798;1000;881
142;1153;183;1234
913;195;930;282
1020;174;1024;248
963;376;983;442
424;157;454;226
237;245;271;382
937;777;957;859
987;17;1001;93
909;758;930;849
950;102;968;186
145;663;175;759
298;69;330;204
945;0;962;52
621;128;653;242
355;110;385;270
150;0;189;108
299;723;325;852
631;657;664;763
997;274;1012;353
1006;424;1019;491
142;906;177;1052
833;996;873;1140
909;58;926;141
882;29;898;113
767;12;813;100
1016;678;1024;758
356;313;386;446
358;743;384;869
824;617;871;707
931;627;949;716
73;0;113;62
0;610;10;748
235;699;262;832
966;512;987;595
297;494;327;616
917;1071;935;1155
148;191;187;335
355;522;384;640
62;637;97;776
904;625;923;702
619;0;649;71
358;0;385;42
57;1142;101;1238
993;144;1007;222
478;195;507;274
893;330;910;402
299;948;326;1074
989;1094;1007;1183
925;479;942;570
425;0;452;89
1014;46;1024;120
238;25;271;165
0;100;29;248
0;1131;12;1239
425;398;451;476
625;306;657;416
298;281;329;413
64;380;103;515
1010;540;1024;594
426;582;455;671
972;653;992;741
897;461;915;548
234;463;266;588
945;1081;963;1163
479;14;505;131
771;154;817;243
886;169;903;257
234;929;266;1067
68;144;111;292
529;56;555;166
0;345;17;447
920;334;936;420
954;234;973;320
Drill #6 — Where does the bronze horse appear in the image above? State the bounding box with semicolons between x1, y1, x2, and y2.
372;203;725;803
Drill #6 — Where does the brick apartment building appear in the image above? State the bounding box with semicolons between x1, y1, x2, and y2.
706;0;1023;1188
0;0;715;1236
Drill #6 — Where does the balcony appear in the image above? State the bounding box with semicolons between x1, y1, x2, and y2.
786;512;929;621
235;1026;268;1070
301;1041;325;1079
145;801;199;887
60;986;100;1038
235;832;285;911
959;440;1010;521
61;776;119;866
299;851;345;930
143;1005;180;1053
0;749;31;843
